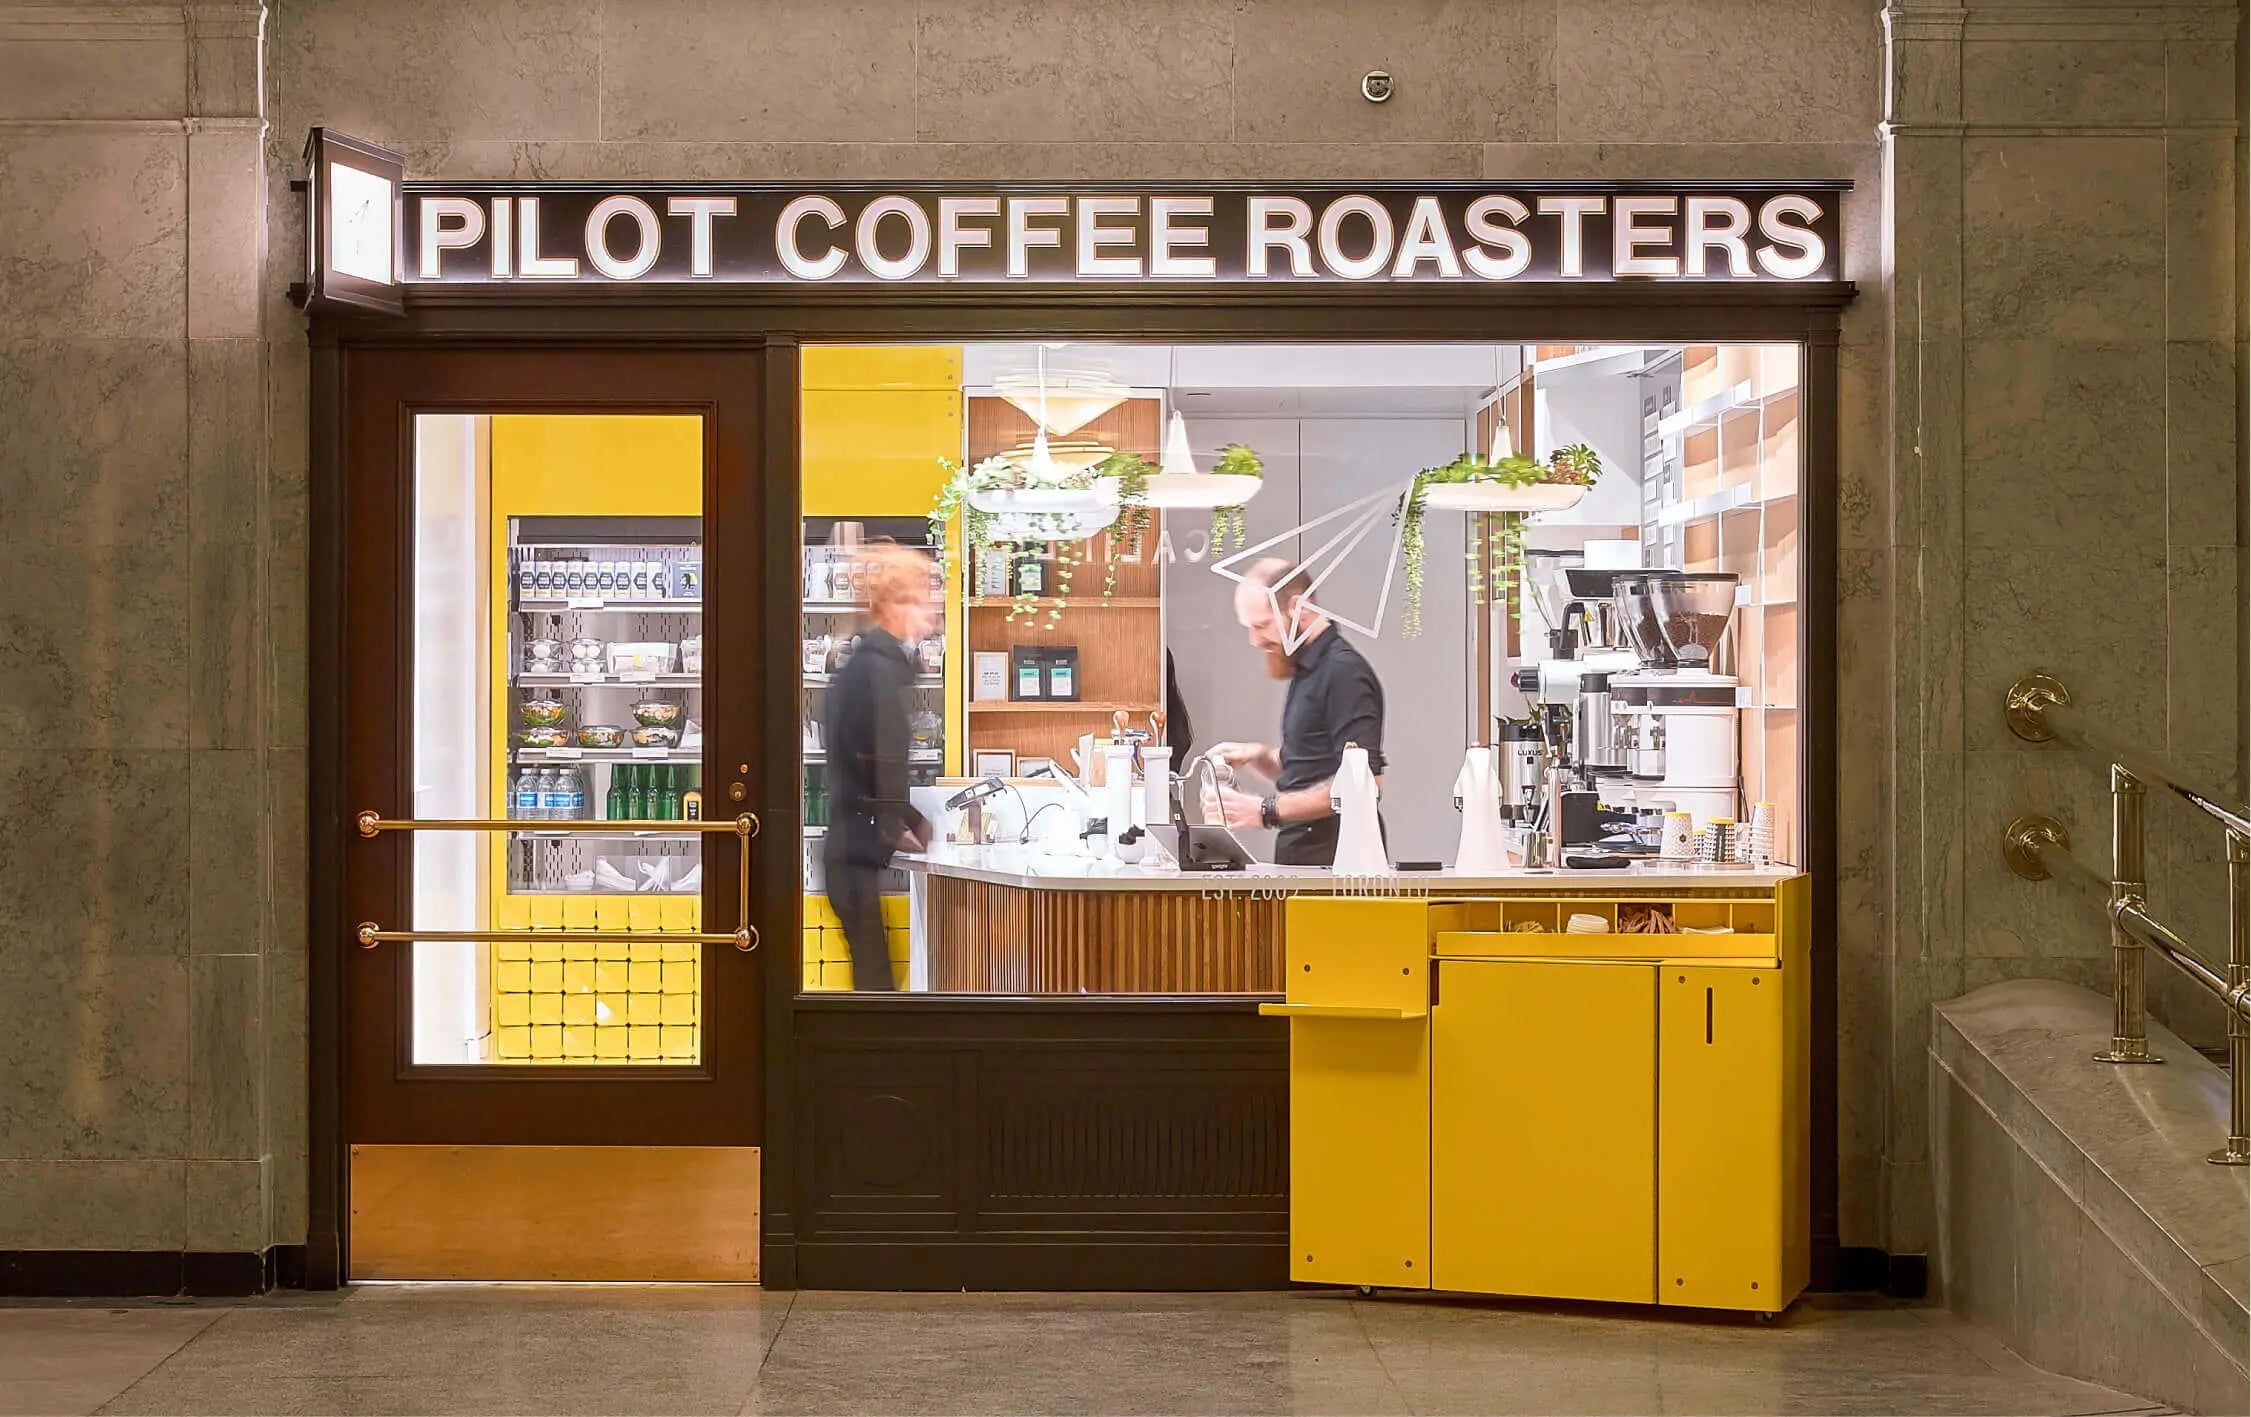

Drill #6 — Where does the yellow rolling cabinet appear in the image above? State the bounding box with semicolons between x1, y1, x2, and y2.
1431;959;1655;1304
1262;899;1432;1291
1657;875;1812;1309
1277;882;1810;1315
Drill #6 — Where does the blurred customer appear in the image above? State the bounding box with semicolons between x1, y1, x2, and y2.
823;544;936;990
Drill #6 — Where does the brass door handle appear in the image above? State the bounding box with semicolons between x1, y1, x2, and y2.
357;923;758;951
352;811;761;952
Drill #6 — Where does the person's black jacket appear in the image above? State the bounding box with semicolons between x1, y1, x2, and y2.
822;628;927;866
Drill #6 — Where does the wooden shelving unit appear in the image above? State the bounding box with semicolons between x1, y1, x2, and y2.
1651;343;1803;859
960;395;1166;767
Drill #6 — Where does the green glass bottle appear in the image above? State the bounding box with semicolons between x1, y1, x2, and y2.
605;764;626;822
658;765;680;822
625;763;646;821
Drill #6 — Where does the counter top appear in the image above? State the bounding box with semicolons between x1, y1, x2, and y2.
897;845;1798;893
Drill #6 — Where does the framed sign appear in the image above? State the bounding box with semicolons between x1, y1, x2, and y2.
297;128;405;314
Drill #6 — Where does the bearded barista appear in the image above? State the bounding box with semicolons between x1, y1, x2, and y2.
1206;559;1387;867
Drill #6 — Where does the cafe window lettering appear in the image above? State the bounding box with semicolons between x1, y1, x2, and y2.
795;340;1808;996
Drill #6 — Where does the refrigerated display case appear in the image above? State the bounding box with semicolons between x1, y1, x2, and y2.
477;416;707;1064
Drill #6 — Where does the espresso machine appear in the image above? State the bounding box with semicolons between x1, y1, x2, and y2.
1610;571;1741;828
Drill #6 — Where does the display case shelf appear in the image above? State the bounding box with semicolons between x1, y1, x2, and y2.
966;699;1157;714
513;746;699;763
801;673;944;687
966;596;1161;609
507;828;707;841
518;672;701;687
517;601;701;616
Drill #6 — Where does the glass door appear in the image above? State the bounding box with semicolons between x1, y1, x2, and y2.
334;348;767;1281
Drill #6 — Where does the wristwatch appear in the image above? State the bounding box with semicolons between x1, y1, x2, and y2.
1259;793;1280;829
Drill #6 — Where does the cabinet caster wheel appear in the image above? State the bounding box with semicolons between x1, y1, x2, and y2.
1355;1285;1376;1298
1756;1311;1778;1323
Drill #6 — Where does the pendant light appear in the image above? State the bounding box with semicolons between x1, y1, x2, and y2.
967;345;1120;528
1135;407;1268;510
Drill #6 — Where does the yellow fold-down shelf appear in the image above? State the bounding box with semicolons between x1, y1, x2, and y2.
1258;1003;1427;1020
1433;929;1777;962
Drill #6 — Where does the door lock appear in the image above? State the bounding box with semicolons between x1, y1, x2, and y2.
729;781;747;802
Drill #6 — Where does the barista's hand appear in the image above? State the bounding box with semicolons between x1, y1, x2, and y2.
1208;742;1281;779
1214;786;1267;832
898;825;928;854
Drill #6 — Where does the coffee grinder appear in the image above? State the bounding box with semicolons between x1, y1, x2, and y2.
1635;572;1741;829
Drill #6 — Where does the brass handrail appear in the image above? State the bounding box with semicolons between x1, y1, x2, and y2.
2007;673;2251;835
2003;671;2248;1166
352;810;762;952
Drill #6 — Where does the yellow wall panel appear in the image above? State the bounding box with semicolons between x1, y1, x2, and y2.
801;388;962;516
803;344;961;390
1432;960;1657;1305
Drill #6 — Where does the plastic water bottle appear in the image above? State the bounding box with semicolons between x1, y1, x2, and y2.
539;769;570;823
563;766;586;822
512;766;541;821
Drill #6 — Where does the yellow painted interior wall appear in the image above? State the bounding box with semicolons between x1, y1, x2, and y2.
487;414;706;1063
799;346;965;990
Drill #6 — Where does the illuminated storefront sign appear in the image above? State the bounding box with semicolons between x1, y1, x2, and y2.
400;184;1844;287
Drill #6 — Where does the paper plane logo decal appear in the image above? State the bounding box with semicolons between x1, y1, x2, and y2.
1210;479;1416;654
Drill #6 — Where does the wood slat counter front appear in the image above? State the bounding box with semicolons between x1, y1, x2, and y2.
897;851;1802;995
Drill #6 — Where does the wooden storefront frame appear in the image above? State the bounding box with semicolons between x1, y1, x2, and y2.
307;276;1854;1292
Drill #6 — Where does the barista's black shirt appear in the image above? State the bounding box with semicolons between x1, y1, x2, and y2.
1275;623;1387;866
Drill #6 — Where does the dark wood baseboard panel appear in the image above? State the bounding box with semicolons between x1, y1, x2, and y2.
784;996;1289;1290
0;1245;307;1298
800;1241;1288;1291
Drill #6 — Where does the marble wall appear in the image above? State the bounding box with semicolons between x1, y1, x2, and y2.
0;0;2238;1267
1881;0;2246;1257
0;0;285;1254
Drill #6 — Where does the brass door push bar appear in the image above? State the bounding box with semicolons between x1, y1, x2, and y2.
353;811;762;952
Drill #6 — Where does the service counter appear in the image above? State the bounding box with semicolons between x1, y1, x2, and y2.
897;850;1812;1314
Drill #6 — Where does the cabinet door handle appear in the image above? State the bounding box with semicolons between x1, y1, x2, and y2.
1706;986;1715;1044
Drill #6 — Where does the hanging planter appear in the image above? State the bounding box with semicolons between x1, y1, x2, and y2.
1399;442;1602;637
1134;412;1267;526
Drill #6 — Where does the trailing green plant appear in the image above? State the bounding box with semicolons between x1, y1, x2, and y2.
1209;442;1264;548
1397;444;1602;637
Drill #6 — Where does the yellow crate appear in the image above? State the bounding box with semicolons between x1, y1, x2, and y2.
530;937;565;963
597;933;631;962
496;1025;532;1059
595;897;629;931
628;898;661;933
529;992;564;1026
659;896;698;932
532;1024;564;1058
562;897;598;930
628;993;665;1025
493;935;534;963
662;1024;699;1059
630;1024;663;1059
629;941;662;964
815;929;853;964
564;993;597;1026
596;993;629;1024
879;895;910;926
530;960;564;992
802;927;823;960
661;941;698;963
495;993;533;1028
530;897;565;929
496;961;533;993
595;961;631;994
596;1026;629;1059
803;895;841;928
629;960;662;992
802;960;823;990
562;1024;595;1058
887;929;911;962
563;960;595;994
564;936;599;965
662;960;697;992
660;993;695;1025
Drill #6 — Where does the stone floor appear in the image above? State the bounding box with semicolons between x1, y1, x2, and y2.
0;1287;2170;1416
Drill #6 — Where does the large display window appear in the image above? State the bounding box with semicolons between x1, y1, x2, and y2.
794;341;1808;996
